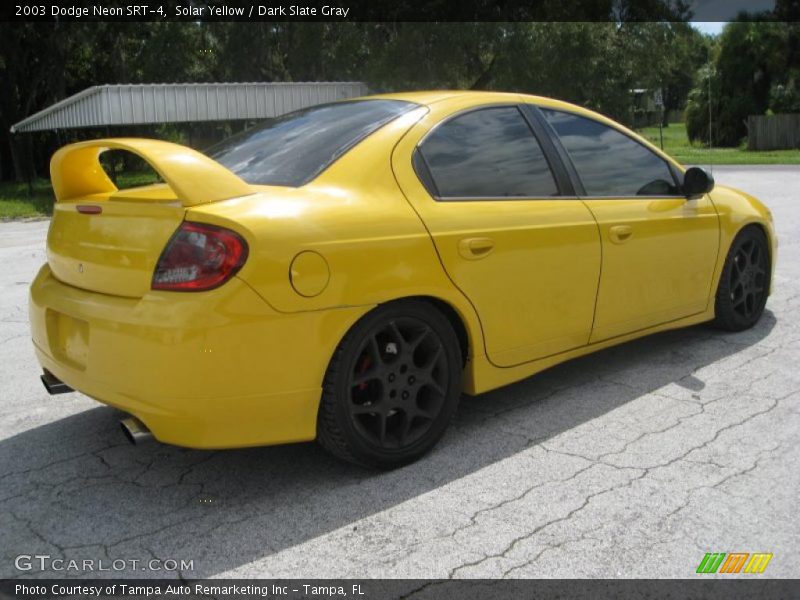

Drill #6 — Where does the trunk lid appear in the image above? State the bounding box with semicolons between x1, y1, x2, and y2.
47;185;185;298
46;138;253;298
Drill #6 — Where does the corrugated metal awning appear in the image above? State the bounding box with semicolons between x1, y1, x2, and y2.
10;82;369;133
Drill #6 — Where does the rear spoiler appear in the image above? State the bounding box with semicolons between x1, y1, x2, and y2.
50;138;254;207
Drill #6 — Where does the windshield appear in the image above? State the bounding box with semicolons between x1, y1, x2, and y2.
207;99;417;187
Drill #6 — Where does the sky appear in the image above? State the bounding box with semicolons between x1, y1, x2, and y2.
690;0;774;21
693;22;726;36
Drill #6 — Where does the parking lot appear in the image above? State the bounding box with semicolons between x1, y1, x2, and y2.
0;165;798;580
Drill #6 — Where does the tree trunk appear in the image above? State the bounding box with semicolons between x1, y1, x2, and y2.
10;136;25;182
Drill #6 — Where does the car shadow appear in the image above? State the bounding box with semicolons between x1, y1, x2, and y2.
0;311;776;578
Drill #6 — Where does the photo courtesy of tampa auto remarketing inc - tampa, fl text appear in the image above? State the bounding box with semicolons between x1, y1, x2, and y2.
0;1;798;599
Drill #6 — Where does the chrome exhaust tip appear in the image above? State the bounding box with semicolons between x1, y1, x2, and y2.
40;369;73;395
120;416;153;445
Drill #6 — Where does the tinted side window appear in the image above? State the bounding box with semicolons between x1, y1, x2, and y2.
418;107;559;198
542;109;678;196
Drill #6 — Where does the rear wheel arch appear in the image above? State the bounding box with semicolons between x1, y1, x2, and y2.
326;295;472;369
415;296;470;367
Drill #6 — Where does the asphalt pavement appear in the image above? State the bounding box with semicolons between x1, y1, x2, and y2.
0;165;798;580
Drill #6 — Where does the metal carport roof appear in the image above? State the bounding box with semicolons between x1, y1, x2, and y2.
10;82;369;133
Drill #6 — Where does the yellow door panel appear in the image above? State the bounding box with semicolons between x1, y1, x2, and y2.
584;196;719;342
419;200;601;366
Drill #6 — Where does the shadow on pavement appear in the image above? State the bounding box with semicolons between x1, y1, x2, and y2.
0;310;776;578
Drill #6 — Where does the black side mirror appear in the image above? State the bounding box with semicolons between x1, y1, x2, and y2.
683;167;715;197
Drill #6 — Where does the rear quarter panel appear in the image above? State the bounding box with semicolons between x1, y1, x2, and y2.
187;106;487;369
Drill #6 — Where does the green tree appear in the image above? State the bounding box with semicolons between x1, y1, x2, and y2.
686;19;792;146
1;12;712;181
0;23;82;180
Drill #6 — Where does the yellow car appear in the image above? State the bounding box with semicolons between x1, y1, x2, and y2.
29;91;776;468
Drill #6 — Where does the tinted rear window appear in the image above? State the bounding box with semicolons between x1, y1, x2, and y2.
208;100;417;187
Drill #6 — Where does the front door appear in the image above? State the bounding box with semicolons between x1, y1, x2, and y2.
540;108;720;342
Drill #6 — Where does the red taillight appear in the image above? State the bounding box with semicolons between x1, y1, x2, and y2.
152;222;248;291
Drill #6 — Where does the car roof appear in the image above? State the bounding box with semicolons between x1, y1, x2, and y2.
361;90;585;112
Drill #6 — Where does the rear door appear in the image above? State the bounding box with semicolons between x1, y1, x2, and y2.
538;108;720;342
393;103;601;367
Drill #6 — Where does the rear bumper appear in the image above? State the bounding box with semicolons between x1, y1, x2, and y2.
29;264;370;448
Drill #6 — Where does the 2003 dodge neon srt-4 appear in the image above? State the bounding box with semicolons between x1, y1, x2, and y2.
29;91;776;467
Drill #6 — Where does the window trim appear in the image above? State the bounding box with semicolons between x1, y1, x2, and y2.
413;103;571;202
533;105;687;200
518;104;576;195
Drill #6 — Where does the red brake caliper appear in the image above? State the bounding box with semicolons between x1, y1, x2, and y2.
357;355;373;391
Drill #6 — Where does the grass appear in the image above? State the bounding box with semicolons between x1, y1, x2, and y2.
0;172;159;220
637;123;800;165
0;179;56;219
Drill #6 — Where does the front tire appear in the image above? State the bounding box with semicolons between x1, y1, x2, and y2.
317;300;463;468
713;226;771;332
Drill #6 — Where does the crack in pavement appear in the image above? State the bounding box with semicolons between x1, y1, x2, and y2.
447;467;647;579
441;389;791;578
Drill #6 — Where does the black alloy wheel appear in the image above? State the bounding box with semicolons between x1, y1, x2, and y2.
317;300;462;468
348;316;448;448
714;227;771;331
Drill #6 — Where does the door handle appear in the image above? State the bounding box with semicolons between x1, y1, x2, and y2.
458;237;495;259
609;225;633;244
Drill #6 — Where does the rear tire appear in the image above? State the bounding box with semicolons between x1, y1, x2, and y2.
317;300;463;469
713;226;771;332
